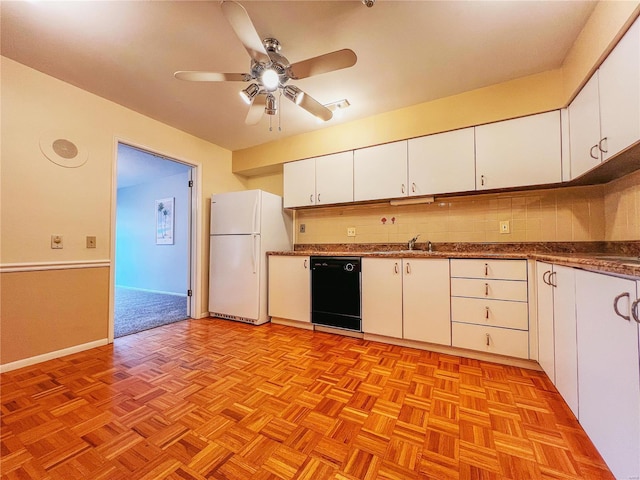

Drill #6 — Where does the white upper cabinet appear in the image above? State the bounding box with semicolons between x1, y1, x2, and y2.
284;157;316;208
283;151;353;208
353;141;408;201
407;128;476;196
475;111;562;190
598;18;640;162
569;17;640;179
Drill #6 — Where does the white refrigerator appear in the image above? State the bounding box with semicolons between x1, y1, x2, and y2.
208;189;292;325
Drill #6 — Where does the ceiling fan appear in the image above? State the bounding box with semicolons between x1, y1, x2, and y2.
174;1;357;126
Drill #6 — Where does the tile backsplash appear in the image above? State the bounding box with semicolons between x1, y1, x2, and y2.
295;170;640;245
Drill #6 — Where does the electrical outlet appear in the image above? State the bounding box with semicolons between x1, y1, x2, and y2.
299;224;306;233
86;236;96;248
51;235;63;249
499;221;510;234
347;227;356;237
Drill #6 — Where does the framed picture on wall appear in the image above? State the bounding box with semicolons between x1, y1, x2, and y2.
155;197;174;245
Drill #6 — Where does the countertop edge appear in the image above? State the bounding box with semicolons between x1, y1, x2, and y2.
267;249;640;278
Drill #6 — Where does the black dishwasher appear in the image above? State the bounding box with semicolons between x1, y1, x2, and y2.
311;257;361;331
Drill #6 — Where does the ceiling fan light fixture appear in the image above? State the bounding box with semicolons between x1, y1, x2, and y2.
283;85;304;105
265;93;277;115
261;68;279;91
239;83;260;104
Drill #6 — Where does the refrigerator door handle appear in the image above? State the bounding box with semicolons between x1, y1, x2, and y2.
252;234;258;274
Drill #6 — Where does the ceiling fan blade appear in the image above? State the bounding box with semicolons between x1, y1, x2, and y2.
174;71;249;82
245;94;267;125
221;1;270;64
296;90;333;122
288;49;357;80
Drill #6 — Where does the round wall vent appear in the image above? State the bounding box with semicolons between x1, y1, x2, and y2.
40;133;88;168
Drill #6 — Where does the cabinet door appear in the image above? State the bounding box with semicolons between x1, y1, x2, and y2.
361;258;403;338
403;259;451;345
552;265;578;418
407;128;475;196
575;270;640;480
536;262;555;383
568;73;602;179
283;158;316;208
315;151;354;205
354;141;408;201
475;111;562;190
268;256;311;322
599;18;640;162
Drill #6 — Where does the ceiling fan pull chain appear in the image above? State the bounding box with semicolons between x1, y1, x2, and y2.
278;90;282;132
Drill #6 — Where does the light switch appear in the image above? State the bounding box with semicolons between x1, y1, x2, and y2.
51;235;63;249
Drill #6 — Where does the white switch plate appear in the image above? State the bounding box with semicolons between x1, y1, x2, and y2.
347;227;356;237
499;221;510;234
51;235;63;249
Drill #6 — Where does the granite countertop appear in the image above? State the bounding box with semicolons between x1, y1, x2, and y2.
269;241;640;278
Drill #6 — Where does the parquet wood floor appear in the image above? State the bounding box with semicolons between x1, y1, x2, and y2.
1;319;613;479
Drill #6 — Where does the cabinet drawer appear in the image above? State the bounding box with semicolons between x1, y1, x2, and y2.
451;297;528;330
452;323;529;359
450;259;527;280
451;278;528;302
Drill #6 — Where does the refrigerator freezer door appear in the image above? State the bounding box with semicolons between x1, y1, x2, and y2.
209;234;260;320
211;190;261;235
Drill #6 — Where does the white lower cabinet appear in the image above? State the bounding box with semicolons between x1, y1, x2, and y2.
402;259;451;345
268;255;311;323
361;258;403;338
450;259;529;359
536;262;578;416
362;258;451;344
575;269;640;480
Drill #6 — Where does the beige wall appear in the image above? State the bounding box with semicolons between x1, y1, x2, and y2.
604;169;640;241
1;57;247;365
233;1;640;176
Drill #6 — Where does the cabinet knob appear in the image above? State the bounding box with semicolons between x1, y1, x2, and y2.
613;292;631;321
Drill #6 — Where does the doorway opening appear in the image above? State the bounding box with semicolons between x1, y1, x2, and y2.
114;143;195;338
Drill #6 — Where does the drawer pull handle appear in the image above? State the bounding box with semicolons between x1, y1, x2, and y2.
304;259;308;269
486;333;490;346
401;184;406;194
632;298;640;324
310;194;314;203
484;263;489;276
485;307;490;320
317;193;321;203
394;262;399;274
481;174;485;186
485;283;489;296
613;292;631;321
549;271;557;288
590;144;599;160
543;270;551;285
411;182;416;193
406;262;411;274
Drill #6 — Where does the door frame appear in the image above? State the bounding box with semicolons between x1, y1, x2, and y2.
109;138;200;342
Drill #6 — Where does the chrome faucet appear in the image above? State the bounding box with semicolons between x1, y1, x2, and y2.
408;234;420;250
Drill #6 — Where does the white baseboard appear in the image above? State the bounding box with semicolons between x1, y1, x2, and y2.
0;338;109;373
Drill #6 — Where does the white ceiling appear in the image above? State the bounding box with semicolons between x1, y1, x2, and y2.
1;1;597;152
